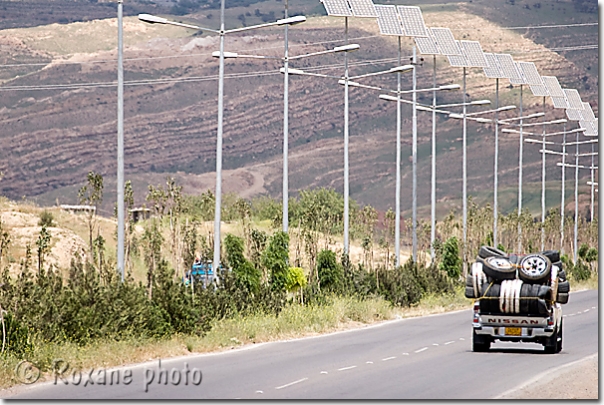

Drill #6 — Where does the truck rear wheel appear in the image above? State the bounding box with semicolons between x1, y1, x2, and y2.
472;330;491;352
544;321;562;354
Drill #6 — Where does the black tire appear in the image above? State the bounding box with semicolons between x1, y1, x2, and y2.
556;292;569;304
478;246;507;259
557;280;570;293
464;286;477;299
479;256;517;281
557;320;563;353
540;250;561;263
472;330;491;352
557;270;567;281
544;321;562;354
518;254;551;283
465;274;474;288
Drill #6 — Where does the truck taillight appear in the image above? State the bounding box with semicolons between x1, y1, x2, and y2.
547;317;554;327
473;301;480;323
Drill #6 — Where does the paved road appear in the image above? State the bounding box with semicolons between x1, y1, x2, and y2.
9;290;598;399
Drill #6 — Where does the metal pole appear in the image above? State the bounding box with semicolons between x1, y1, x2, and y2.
213;0;226;281
517;85;524;252
462;67;467;267
411;46;418;262
590;142;595;222
430;54;436;261
117;0;125;282
493;78;499;248
560;124;566;253
541;96;546;251
282;0;289;233
343;16;350;256
574;131;579;263
395;37;401;267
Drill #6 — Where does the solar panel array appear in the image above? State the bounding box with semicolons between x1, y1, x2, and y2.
321;0;352;17
564;89;584;110
348;0;378;18
529;84;549;97
322;1;597;139
509;62;528;85
414;35;440;55
550;97;569;109
460;41;488;68
431;28;460;55
397;6;428;37
581;102;596;121
518;62;543;86
495;54;521;81
374;5;403;35
565;108;583;121
542;76;565;98
483;53;505;79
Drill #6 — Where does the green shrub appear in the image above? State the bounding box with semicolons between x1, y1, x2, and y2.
37;210;55;227
317;249;343;293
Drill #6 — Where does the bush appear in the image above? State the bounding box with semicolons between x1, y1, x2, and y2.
317;249;343;293
38;210;55;227
439;236;462;279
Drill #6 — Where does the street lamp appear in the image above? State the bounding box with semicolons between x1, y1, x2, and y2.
117;0;125;282
216;43;359;233
287;61;411;260
138;13;306;281
343;65;459;264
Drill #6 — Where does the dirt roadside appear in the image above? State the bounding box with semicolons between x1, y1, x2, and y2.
497;354;598;399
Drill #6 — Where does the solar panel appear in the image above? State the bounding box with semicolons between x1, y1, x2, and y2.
348;0;377;18
564;89;584;110
579;120;597;136
375;5;404;36
483;53;505;78
542;76;565;98
460;41;488;67
397;6;428;37
414;35;440;55
518;62;543;86
565;108;583;121
495;54;521;81
431;27;460;55
529;84;549;97
321;0;352;17
550;96;569;109
581;102;596;121
509;62;528;85
447;42;469;67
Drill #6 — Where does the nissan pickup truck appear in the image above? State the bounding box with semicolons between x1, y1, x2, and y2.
465;246;568;353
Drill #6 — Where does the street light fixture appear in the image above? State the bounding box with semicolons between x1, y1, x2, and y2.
138;12;306;281
287;61;411;260
216;43;358;234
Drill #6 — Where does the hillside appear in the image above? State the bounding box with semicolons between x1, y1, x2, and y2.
0;0;597;220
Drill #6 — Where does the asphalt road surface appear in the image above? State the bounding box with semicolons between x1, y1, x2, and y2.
10;289;598;399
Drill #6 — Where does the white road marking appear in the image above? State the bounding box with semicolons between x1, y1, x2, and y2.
415;347;428;353
366;361;373;364
432;343;439;346
402;352;409;356
592;306;596;309
444;341;455;345
338;366;357;371
562;315;567;318
577;312;583;315
255;391;263;394
382;356;396;361
459;338;465;341
275;378;308;390
320;371;328;374
568;313;575;316
584;309;590;313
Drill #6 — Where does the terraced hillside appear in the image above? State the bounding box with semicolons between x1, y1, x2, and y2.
0;0;597;219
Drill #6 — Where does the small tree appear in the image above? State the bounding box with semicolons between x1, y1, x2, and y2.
317;249;343;293
0;219;10;268
225;234;260;294
35;224;52;274
285;267;307;303
38;210;55;227
439;236;462;280
262;231;289;292
78;171;104;257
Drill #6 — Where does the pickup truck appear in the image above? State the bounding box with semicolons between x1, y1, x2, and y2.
465;247;569;353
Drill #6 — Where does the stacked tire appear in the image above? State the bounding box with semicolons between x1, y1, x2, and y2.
464;246;570;314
